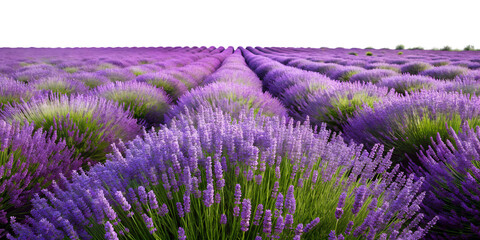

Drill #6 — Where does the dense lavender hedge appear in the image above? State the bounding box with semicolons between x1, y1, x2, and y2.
8;107;436;240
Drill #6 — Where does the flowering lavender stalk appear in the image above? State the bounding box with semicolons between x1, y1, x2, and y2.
104;221;118;240
240;199;252;231
285;185;296;214
274;193;284;218
234;184;242;205
253;204;264;226
176;202;185;218
220;214;227;225
263;209;273;236
178;227;186;240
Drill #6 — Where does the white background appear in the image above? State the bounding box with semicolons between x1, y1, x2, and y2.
0;0;479;49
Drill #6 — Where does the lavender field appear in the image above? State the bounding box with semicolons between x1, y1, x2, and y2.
1;46;480;240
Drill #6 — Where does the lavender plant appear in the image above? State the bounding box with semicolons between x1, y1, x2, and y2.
71;72;111;89
327;66;365;82
0;94;142;163
280;77;338;121
8;107;436;240
0;121;79;236
400;62;433;75
0;78;38;109
167;82;288;121
344;90;480;166
305;82;394;132
376;74;440;95
31;77;89;96
93;81;171;126
349;69;398;84
136;72;188;100
420;65;470;80
412;124;480;239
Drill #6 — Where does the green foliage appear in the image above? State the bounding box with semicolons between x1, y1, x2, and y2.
395;45;405;50
441;46;452;51
365;52;373;56
348;52;358;56
320;93;380;132
464;45;475;51
409;47;424;50
397;52;403;55
63;67;78;73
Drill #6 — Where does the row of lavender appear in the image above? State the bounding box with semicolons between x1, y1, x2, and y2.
243;46;480;239
0;46;235;237
2;47;438;240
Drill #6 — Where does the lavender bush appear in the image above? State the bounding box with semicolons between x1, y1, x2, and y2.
344;90;480;166
0;121;79;236
0;94;142;163
8;107;436;240
412;124;480;239
93;81;171;126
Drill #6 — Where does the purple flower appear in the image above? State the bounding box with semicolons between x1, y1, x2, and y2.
352;185;368;216
329;230;337;240
167;82;288;121
220;214;227;225
295;223;303;236
233;206;240;217
274;215;285;237
285;214;294;228
271;181;279;198
263;209;272;235
203;183;214;207
255;174;263;185
253;204;264;226
105;221;118;240
240;199;252;231
138;186;148;205
142;213;156;234
183;193;191;213
215;193;221;204
176;202;185;218
178;227;186;240
304;217;320;233
148;190;158;211
285;185;296;214
275;193;284;218
234;184;242;205
335;208;344;220
32;77;88;96
345;221;354;235
160;203;169;216
349;69;398;84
